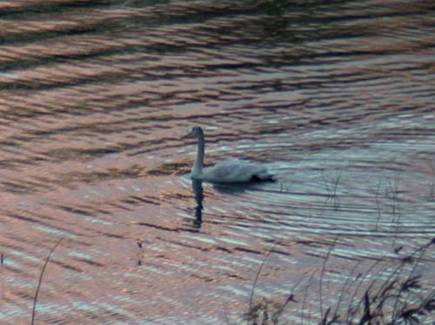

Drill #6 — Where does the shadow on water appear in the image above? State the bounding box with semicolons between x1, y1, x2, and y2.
213;181;273;194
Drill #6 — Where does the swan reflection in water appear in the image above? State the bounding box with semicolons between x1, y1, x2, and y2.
190;178;269;229
192;178;204;228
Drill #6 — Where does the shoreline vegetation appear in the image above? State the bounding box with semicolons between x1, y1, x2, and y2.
29;236;435;324
243;238;435;325
242;173;435;324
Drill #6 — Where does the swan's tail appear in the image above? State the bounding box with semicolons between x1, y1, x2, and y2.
252;172;276;182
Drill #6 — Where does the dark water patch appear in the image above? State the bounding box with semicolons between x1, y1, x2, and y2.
0;1;115;19
98;232;126;239
49;259;84;273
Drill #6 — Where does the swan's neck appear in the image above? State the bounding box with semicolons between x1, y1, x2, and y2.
192;133;205;178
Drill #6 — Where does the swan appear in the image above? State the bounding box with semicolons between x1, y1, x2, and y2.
189;126;275;183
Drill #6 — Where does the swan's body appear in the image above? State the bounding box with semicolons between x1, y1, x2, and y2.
190;126;274;183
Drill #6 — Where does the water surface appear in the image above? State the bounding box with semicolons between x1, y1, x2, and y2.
0;0;434;323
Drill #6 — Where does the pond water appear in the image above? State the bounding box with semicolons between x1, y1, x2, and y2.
0;0;434;323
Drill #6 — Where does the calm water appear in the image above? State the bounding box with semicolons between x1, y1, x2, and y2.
0;0;434;323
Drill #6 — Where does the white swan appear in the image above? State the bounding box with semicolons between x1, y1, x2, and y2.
190;126;275;183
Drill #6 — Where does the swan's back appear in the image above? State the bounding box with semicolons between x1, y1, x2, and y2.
202;159;273;183
189;126;275;183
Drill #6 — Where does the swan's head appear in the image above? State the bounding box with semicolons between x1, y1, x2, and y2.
191;126;204;138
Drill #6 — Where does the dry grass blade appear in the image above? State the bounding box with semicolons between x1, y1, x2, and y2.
359;291;372;324
319;238;337;321
331;261;360;322
246;242;277;322
31;237;64;325
345;259;382;322
301;270;316;325
270;275;305;323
